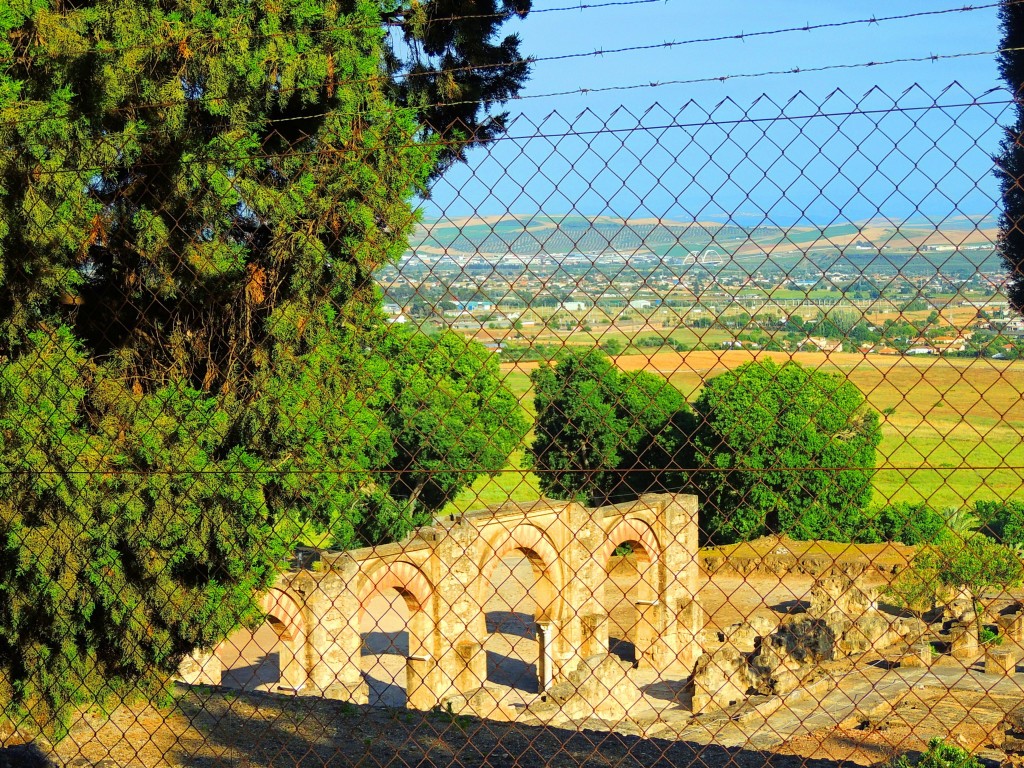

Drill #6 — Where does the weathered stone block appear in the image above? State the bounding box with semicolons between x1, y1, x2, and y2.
986;648;1017;676
323;680;369;705
406;655;438;710
634;600;663;670
443;685;515;719
544;654;641;720
894;617;927;641
809;573;876;621
900;642;932;668
950;622;980;660
691;647;755;713
455;640;485;693
719;621;763;653
841;612;899;654
1007;613;1024;643
580;611;609;660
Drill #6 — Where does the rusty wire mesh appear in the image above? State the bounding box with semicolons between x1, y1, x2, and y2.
1;39;1024;768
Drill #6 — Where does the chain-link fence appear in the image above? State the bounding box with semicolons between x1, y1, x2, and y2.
2;25;1024;766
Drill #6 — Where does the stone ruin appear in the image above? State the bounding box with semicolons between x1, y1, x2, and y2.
179;493;706;722
692;570;925;714
178;495;1024;728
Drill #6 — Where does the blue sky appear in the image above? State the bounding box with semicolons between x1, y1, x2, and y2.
422;1;1011;226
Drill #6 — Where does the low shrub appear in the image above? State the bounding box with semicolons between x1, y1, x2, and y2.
886;738;982;768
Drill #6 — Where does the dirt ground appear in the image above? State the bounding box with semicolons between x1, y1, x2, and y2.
5;556;1023;767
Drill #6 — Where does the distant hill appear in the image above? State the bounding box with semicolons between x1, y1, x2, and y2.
405;213;1001;276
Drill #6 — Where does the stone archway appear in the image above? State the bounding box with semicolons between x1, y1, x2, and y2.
602;518;662;664
479;525;565;697
220;587;308;692
261;588;308;692
357;561;434;706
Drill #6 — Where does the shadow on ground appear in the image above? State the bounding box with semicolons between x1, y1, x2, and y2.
158;686;895;768
361;630;409;656
485;611;535;639
485;650;537;692
221;653;281;690
0;743;51;768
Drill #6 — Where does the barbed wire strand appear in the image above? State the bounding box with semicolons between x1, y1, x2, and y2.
0;44;1016;140
0;0;1006;67
7;94;1011;179
0;2;1013;123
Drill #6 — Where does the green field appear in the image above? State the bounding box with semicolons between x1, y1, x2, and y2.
450;351;1024;515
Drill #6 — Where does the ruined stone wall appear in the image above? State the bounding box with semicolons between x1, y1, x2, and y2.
178;493;705;713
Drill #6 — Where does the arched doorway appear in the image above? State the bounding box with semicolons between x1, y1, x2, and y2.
358;562;432;707
480;526;561;707
220;589;307;692
602;520;661;665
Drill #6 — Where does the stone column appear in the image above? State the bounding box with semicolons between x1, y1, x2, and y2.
303;562;368;704
278;636;306;693
674;597;706;672
456;641;485;692
633;600;664;671
431;523;485;706
536;619;555;692
580;611;609;660
900;641;933;668
406;655;437;710
553;501;605;680
646;493;702;670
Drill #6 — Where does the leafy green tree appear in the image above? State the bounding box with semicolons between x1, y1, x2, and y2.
529;350;695;505
600;338;625;355
881;553;944;620
891;534;1024;635
974;499;1024;547
692;359;881;544
0;0;530;734
351;326;529;546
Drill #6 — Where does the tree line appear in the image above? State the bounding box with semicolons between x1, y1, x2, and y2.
529;351;882;544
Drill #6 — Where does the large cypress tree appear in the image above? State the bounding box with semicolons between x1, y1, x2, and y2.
997;0;1024;312
0;0;529;733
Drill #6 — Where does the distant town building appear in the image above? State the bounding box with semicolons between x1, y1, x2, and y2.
802;337;843;353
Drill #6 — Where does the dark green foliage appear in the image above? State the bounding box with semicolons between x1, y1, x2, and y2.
973;499;1024;547
890;534;1024;627
887;738;982;768
0;328;284;735
692;359;881;544
980;626;1002;645
997;0;1024;313
600;338;625;355
855;503;946;545
529;349;695;506
385;0;532;177
0;0;529;734
350;326;529;546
